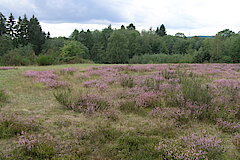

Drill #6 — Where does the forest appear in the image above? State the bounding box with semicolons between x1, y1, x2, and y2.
0;12;239;66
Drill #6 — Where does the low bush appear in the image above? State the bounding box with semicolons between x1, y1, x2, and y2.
7;132;58;159
54;88;109;113
0;113;39;139
36;55;55;66
0;89;7;105
106;134;160;159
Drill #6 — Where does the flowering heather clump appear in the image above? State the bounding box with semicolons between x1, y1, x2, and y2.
119;74;135;88
24;70;57;79
213;79;240;89
18;132;57;159
24;70;68;88
38;78;68;88
60;67;77;75
156;139;208;160
156;132;223;159
216;118;240;133
0;67;17;70
181;132;222;153
73;94;110;114
0;113;39;138
135;91;161;108
150;107;186;119
83;80;108;91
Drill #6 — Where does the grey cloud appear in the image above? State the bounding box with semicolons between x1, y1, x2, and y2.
0;0;125;23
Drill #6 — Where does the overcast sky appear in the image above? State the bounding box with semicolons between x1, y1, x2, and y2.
1;0;240;37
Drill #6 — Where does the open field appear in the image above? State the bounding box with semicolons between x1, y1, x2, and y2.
0;64;239;159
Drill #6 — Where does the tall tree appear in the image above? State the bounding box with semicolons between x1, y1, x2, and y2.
0;12;6;36
126;23;136;30
18;15;29;46
70;29;79;40
106;30;129;63
28;15;45;54
156;24;167;37
121;25;125;30
6;13;16;39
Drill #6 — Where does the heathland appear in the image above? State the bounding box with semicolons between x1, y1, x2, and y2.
0;64;239;159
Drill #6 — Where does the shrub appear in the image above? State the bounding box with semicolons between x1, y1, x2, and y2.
54;89;109;113
0;113;39;139
16;132;57;159
119;75;135;88
111;135;160;159
1;45;36;66
0;89;7;105
53;88;74;109
180;75;212;105
156;132;223;160
36;55;54;66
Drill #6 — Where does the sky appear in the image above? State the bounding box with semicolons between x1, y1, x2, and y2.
1;0;240;37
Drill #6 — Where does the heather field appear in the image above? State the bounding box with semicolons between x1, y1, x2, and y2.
0;64;239;160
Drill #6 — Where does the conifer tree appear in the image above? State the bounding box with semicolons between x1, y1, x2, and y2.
156;24;167;37
6;13;16;39
0;12;6;36
28;15;46;54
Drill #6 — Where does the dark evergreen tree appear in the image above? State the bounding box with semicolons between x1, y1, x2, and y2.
0;12;6;36
121;25;125;30
70;29;79;40
28;15;46;55
6;13;16;39
46;32;50;39
18;15;29;46
156;24;167;37
126;23;136;30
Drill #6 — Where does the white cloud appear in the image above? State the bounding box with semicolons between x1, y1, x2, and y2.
2;0;240;37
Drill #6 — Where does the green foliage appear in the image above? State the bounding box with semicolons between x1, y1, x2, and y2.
36;55;54;66
0;89;7;105
1;44;36;66
106;30;130;63
8;133;57;159
110;135;160;159
0;114;39;139
179;73;212;105
0;36;13;56
28;15;46;55
53;88;73;108
156;24;167;37
60;40;89;63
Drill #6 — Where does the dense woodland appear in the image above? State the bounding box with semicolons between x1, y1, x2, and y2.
0;12;239;66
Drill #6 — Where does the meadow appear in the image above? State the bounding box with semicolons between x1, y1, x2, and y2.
0;64;239;159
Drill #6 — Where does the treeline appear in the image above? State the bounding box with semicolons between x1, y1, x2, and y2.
0;12;239;66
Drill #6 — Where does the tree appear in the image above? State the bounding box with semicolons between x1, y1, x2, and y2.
0;36;13;56
18;15;29;46
156;24;167;37
6;13;16;39
217;29;235;38
0;12;6;36
106;30;129;63
121;25;125;30
126;23;136;30
69;29;79;40
28;15;46;55
175;32;186;38
60;40;89;63
225;35;240;63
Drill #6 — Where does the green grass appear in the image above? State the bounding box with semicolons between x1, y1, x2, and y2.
0;64;239;159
